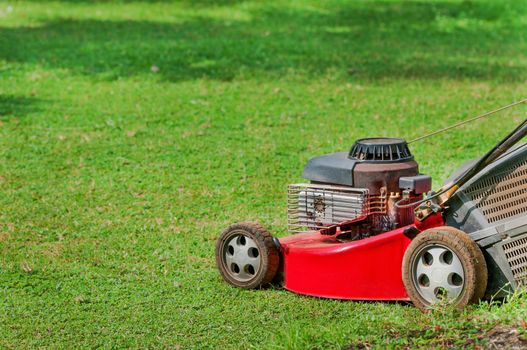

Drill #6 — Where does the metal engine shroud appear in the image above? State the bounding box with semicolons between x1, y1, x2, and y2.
287;184;369;233
290;138;426;234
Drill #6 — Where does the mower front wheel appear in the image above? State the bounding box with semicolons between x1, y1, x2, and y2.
216;222;280;289
402;226;487;311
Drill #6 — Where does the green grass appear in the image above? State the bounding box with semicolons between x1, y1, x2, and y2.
0;0;526;348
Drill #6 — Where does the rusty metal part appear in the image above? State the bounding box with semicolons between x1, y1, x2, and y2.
388;192;401;224
414;185;459;222
368;187;387;214
353;160;419;194
311;189;420;236
386;191;420;228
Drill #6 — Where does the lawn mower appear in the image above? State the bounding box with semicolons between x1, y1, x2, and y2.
216;100;527;310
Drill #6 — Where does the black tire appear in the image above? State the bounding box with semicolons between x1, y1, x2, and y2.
402;226;487;311
215;222;280;289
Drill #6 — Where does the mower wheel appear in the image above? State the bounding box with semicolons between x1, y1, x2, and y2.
216;222;280;289
402;226;487;311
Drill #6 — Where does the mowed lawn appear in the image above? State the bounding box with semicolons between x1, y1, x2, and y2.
0;0;526;349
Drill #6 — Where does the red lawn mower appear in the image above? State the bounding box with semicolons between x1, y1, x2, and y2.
216;100;527;310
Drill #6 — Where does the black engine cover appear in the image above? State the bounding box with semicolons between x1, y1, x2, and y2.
302;138;419;193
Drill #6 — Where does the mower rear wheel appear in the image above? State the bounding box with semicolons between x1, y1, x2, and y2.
216;222;280;289
402;226;487;311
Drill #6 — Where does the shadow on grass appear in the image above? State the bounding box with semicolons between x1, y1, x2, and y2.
0;1;525;82
0;95;42;120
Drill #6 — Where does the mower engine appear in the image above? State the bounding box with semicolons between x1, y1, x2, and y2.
288;138;431;237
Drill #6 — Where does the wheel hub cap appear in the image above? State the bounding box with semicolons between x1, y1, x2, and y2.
413;245;465;303
223;234;261;282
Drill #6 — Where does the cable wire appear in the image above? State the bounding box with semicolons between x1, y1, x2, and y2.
408;98;527;144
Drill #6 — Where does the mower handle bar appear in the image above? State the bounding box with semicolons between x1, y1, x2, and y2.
448;117;527;192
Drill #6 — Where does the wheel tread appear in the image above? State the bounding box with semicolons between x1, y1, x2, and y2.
402;226;488;311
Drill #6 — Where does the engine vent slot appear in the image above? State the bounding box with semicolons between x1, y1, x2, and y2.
464;157;527;223
348;138;412;162
287;184;368;233
502;235;527;287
